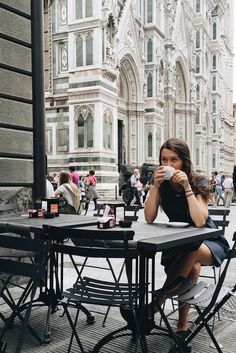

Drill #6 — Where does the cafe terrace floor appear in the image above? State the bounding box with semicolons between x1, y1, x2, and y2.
1;203;236;353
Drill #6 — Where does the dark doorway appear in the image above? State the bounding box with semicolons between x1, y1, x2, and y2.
118;120;124;172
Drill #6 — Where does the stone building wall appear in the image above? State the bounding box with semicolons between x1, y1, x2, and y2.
0;0;33;211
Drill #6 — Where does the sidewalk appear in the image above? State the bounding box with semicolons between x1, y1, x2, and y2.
1;203;236;352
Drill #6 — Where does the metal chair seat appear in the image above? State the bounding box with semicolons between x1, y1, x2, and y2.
63;277;139;307
155;231;236;353
47;225;146;353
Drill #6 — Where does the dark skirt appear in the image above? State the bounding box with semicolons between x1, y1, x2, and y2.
161;217;229;273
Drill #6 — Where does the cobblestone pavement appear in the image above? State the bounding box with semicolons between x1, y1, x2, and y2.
1;202;236;352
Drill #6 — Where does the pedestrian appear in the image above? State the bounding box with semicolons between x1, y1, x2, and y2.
233;165;236;202
209;174;216;206
86;170;99;210
143;171;153;203
213;171;224;206
127;168;142;207
222;174;234;208
69;166;79;186
144;138;229;334
55;171;80;214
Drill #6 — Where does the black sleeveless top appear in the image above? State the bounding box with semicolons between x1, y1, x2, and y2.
160;178;229;272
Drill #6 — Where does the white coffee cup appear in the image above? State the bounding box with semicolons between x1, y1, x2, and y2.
163;166;175;180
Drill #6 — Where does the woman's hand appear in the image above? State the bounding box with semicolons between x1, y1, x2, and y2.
171;170;190;190
153;166;167;188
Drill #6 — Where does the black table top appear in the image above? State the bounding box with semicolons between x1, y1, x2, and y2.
0;214;97;235
71;221;222;253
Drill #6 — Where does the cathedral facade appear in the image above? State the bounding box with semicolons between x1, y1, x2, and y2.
44;0;234;196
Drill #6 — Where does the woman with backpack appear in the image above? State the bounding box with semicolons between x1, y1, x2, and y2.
55;171;80;214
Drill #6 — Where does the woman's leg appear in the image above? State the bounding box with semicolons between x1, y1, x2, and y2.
151;244;214;329
177;263;201;332
93;198;98;210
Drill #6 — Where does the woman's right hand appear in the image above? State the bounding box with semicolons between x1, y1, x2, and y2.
153;166;166;188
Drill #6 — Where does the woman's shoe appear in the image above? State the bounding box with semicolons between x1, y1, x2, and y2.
120;305;156;334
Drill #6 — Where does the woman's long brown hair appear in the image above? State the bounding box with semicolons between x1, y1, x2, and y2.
59;171;80;196
159;138;209;201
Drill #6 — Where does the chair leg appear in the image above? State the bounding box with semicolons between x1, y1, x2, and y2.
102;259;125;327
62;302;85;353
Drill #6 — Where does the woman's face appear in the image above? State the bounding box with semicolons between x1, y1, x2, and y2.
160;148;183;170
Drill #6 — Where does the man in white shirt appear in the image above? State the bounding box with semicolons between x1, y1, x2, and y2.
222;174;234;208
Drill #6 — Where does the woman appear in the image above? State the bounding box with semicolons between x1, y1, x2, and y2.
55;171;80;214
86;170;99;210
144;138;229;334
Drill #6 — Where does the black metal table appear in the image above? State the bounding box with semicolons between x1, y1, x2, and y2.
0;214;97;235
0;214;98;343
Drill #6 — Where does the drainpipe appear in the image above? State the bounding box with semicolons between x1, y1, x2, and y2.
31;0;46;208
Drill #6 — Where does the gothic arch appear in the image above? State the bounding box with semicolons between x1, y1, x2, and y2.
175;61;187;103
119;54;141;102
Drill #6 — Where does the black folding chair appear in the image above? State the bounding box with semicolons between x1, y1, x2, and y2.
0;232;51;353
46;225;147;353
123;205;140;221
154;230;236;353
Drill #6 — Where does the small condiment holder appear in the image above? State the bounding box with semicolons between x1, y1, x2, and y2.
97;205;115;229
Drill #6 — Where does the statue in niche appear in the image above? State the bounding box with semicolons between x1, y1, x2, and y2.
143;83;147;97
106;15;114;61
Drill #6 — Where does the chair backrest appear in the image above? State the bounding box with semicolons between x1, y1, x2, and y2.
0;234;51;280
45;226;138;281
208;208;230;234
93;204;105;217
207;231;236;310
123;205;139;221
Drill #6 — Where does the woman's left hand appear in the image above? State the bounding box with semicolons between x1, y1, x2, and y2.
171;170;190;189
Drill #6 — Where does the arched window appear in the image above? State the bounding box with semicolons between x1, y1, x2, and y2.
76;0;82;18
196;84;200;100
213;22;217;40
76;36;83;67
103;112;113;149
78;114;84;147
196;148;200;165
196;55;200;73
196;107;200;124
147;73;153;97
77;108;94;148
86;0;92;17
87;113;93;147
212;99;216;113
76;33;93;67
76;0;92;19
196;0;200;13
212;55;216;70
86;34;93;65
212;75;216;90
196;30;200;48
147;39;153;62
212;153;216;169
147;0;153;23
148;132;153;157
212;117;216;133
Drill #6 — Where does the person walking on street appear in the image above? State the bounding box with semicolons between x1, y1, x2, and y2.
213;171;224;206
222;174;234;208
87;170;99;210
233;165;236;202
69;166;79;186
128;168;142;207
